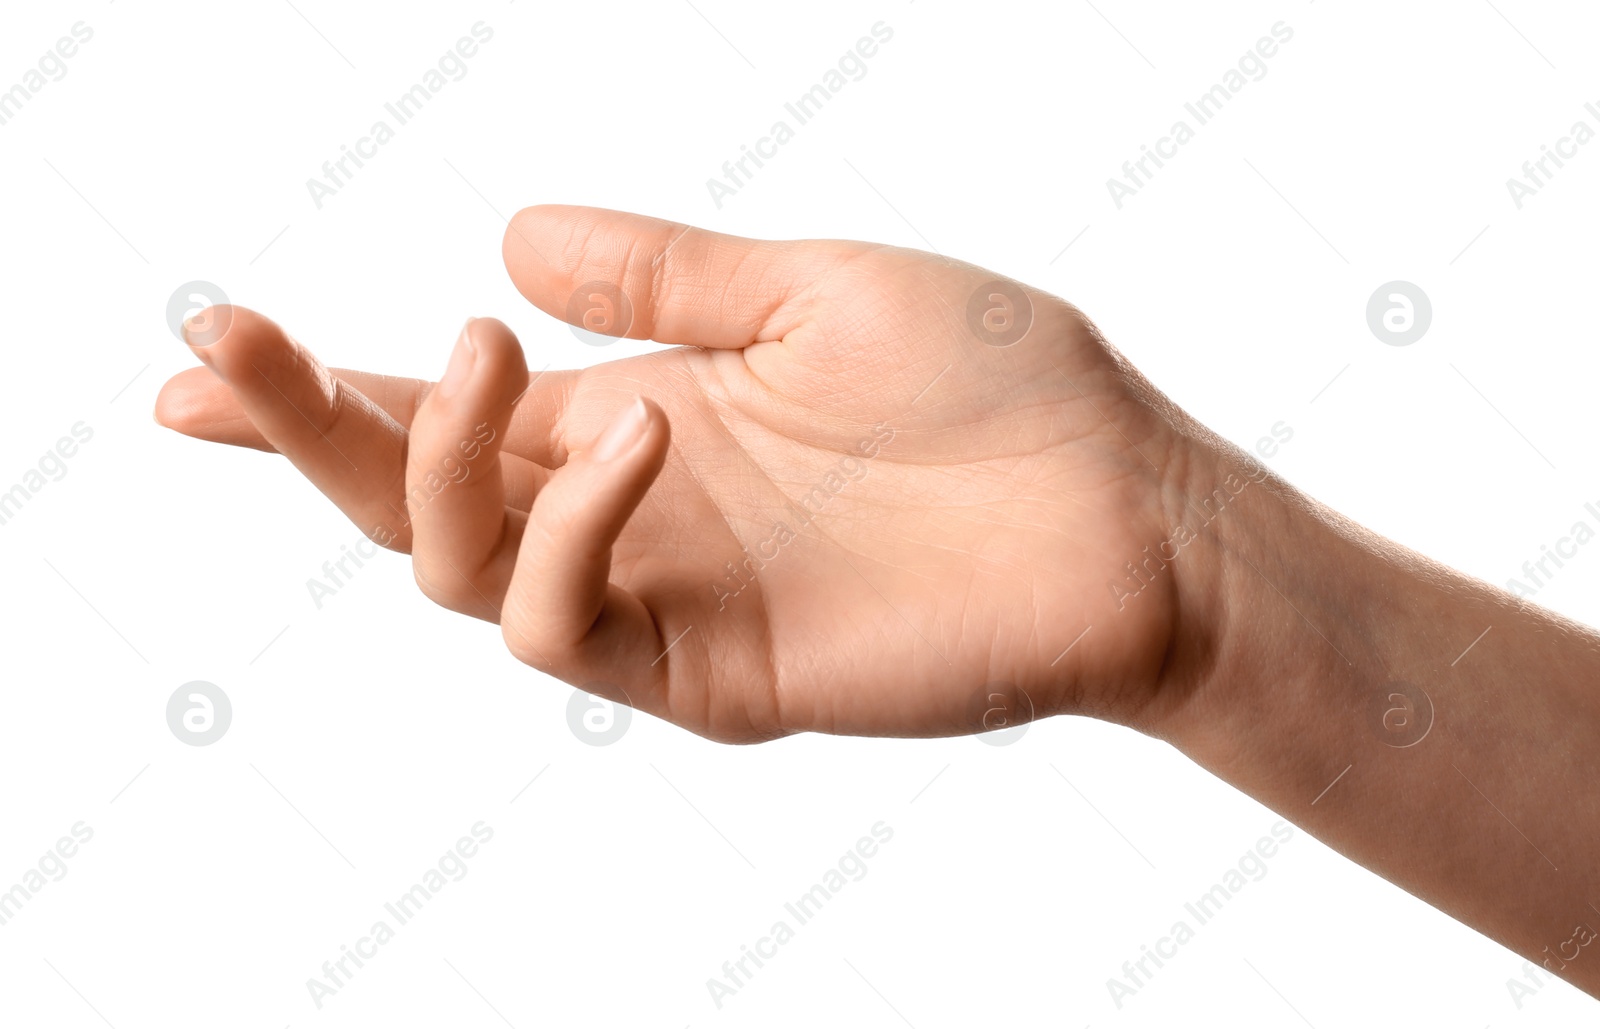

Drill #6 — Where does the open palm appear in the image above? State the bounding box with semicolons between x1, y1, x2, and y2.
158;206;1208;742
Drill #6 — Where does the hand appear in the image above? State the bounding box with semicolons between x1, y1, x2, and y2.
157;207;1600;999
156;205;1235;743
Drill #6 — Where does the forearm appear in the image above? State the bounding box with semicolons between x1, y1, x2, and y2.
1154;441;1600;992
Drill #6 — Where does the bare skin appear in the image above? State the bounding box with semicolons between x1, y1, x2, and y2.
156;205;1600;997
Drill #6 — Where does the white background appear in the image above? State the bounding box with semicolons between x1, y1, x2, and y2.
1;0;1597;1025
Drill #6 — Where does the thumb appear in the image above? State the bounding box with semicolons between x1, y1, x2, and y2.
502;204;870;349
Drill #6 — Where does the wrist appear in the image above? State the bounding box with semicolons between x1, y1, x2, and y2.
1136;429;1502;766
1112;416;1600;995
1128;431;1371;751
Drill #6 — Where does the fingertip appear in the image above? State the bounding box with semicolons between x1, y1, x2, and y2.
500;205;824;349
463;314;522;357
501;206;657;324
152;373;191;432
502;204;546;256
502;206;558;265
588;394;670;466
639;395;670;450
153;366;219;432
635;396;671;468
460;316;530;405
502;206;570;313
180;303;238;349
180;305;297;381
152;367;276;450
502;204;578;259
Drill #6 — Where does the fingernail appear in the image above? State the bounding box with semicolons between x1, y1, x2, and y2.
436;319;477;400
592;396;649;462
182;305;233;350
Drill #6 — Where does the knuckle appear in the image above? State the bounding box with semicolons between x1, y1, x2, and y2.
412;563;468;612
500;615;553;671
698;721;781;746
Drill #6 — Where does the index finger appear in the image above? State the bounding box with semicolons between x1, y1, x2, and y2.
156;333;577;468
